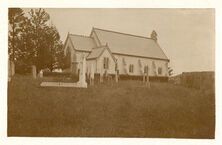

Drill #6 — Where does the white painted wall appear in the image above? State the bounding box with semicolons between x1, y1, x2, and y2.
114;54;169;77
86;59;97;77
96;49;116;74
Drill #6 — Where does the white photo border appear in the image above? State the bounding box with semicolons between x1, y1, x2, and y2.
0;0;221;145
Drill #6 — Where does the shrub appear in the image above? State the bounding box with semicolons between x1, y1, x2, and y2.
15;62;32;74
43;71;79;82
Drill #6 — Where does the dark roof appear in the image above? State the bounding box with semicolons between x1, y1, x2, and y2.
86;45;116;62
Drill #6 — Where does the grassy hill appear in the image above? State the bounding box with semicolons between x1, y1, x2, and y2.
8;75;215;138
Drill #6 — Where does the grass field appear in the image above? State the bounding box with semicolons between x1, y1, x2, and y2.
8;75;215;138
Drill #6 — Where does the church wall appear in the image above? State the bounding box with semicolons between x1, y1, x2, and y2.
96;49;116;75
86;59;97;77
114;54;169;77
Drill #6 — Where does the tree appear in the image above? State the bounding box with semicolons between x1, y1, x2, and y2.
28;8;50;71
16;17;34;64
8;8;64;74
8;8;25;61
52;40;65;70
27;8;65;72
44;25;63;70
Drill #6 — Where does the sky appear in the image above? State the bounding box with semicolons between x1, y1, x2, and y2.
25;8;215;75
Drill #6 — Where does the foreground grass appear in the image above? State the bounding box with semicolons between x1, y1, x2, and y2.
8;75;215;138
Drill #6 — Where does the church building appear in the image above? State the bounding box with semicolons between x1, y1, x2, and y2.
63;27;169;79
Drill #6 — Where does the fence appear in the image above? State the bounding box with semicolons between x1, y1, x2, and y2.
170;71;215;90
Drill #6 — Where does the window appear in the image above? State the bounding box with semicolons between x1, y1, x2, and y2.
103;57;109;69
129;64;134;73
158;67;162;75
144;65;149;74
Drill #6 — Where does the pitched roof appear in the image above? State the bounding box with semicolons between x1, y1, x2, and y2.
92;28;169;60
87;46;105;60
86;46;116;62
68;34;96;51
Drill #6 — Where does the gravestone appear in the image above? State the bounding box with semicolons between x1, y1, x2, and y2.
146;71;150;88
90;64;94;85
76;55;87;88
100;69;103;83
39;70;43;78
32;65;37;79
115;70;119;83
143;73;145;83
115;62;119;83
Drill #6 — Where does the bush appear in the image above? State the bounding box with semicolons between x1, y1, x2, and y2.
43;72;79;82
15;62;32;74
91;73;168;82
43;71;71;77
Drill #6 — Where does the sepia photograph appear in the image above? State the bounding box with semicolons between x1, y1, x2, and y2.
7;8;215;139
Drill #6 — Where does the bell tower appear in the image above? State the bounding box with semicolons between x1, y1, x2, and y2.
150;30;158;42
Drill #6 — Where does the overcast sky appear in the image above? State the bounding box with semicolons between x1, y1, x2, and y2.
25;8;215;75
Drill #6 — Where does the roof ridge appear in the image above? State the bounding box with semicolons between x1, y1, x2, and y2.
93;27;154;40
69;33;91;38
